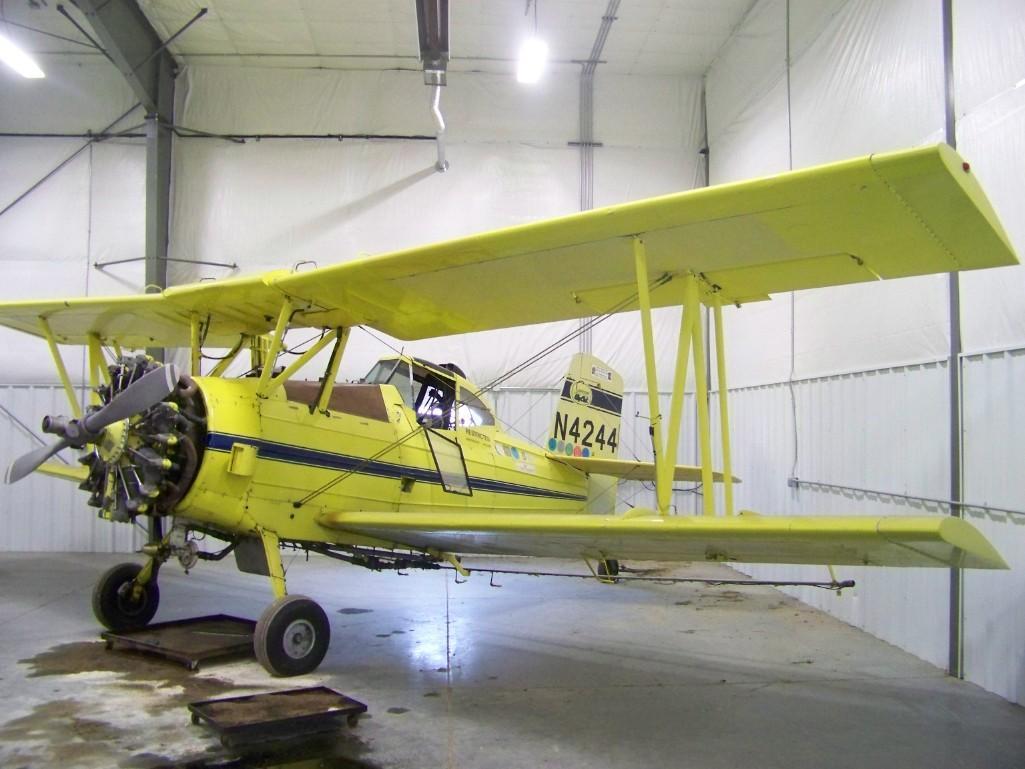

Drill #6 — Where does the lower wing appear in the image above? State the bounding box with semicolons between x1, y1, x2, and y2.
317;510;1006;569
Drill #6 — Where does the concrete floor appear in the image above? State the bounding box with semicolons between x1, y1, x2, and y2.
0;552;1023;769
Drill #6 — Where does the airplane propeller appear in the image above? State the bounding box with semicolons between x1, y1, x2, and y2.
6;364;180;485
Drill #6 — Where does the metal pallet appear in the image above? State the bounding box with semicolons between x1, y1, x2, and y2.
188;686;368;747
102;614;256;670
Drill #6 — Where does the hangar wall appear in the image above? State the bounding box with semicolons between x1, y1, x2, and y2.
704;0;1025;704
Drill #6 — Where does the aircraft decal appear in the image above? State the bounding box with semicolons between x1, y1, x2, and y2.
206;432;587;502
559;378;622;416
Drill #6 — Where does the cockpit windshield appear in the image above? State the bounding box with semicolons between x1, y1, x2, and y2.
363;358;495;429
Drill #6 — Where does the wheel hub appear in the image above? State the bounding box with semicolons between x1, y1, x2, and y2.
115;582;147;617
283;619;316;659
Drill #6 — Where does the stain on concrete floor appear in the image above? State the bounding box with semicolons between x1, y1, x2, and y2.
9;642;375;768
21;641;265;710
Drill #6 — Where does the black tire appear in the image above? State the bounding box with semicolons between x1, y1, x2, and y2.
597;559;620;577
92;562;160;631
254;595;330;677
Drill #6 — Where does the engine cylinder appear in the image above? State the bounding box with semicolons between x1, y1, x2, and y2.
79;356;206;522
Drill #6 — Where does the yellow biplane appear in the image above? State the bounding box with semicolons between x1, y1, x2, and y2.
1;143;1017;676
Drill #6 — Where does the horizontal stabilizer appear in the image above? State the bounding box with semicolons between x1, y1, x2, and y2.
319;510;1007;570
546;454;740;483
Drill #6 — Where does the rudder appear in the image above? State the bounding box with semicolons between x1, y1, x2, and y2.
547;353;624;460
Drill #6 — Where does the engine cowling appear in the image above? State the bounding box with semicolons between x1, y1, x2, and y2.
78;356;206;522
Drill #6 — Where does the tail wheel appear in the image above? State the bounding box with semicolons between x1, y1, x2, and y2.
254;595;330;677
598;558;620;577
92;562;160;631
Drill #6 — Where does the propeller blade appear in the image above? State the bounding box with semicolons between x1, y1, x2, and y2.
84;364;180;433
6;437;71;484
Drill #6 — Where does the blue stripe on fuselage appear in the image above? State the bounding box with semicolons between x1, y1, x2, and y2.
205;432;586;502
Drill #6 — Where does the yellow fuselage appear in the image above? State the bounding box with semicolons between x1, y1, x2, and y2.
175;377;589;548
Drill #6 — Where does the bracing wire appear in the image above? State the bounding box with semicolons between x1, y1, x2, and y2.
476;272;672;396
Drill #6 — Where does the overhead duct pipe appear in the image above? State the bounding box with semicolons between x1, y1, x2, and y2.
415;0;450;172
576;0;620;353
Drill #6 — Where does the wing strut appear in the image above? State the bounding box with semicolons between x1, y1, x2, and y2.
632;236;667;511
712;294;735;515
632;237;736;517
86;333;112;406
40;317;82;419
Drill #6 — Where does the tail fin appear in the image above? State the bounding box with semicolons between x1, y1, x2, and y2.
547;353;624;460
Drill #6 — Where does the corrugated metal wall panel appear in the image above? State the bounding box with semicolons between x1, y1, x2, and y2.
963;349;1025;704
734;363;953;670
0;385;141;553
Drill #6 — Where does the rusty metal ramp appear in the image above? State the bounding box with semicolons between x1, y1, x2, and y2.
188;687;368;747
102;614;256;670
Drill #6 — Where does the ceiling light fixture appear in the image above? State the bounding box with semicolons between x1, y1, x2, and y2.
517;0;547;84
0;33;44;79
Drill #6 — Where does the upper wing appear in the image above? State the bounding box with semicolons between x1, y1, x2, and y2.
0;144;1015;346
0;272;292;348
545;453;739;483
275;143;1017;339
318;510;1008;570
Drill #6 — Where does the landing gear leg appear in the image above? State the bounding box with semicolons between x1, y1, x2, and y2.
251;529;331;677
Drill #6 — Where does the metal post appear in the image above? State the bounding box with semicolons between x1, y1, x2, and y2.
942;0;964;681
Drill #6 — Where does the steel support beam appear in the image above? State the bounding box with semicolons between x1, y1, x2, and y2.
941;0;964;681
75;0;176;545
74;0;176;301
72;0;175;116
146;76;173;296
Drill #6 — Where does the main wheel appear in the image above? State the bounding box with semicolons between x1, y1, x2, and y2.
254;595;330;677
92;562;160;631
598;558;620;578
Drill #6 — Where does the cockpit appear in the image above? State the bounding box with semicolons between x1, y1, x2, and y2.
363;357;495;430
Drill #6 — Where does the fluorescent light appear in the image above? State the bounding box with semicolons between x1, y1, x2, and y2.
0;33;45;79
1015;77;1025;89
516;37;548;84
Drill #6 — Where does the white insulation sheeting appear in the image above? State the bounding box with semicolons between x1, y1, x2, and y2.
706;0;1025;703
0;123;147;384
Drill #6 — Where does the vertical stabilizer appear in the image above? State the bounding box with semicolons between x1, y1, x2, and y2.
547;354;624;460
